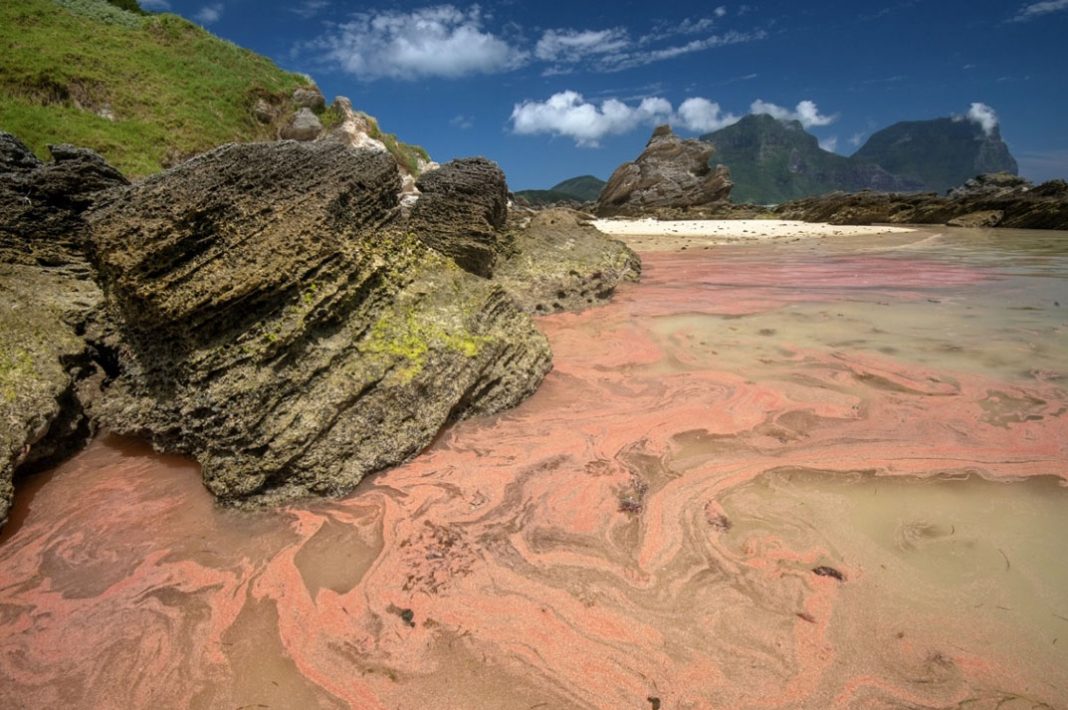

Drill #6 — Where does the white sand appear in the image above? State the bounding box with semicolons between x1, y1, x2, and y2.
589;218;915;252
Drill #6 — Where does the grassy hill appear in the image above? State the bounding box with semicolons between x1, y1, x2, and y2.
516;175;606;205
0;0;426;179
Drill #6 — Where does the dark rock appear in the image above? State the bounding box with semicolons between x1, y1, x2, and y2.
947;210;1003;228
408;157;509;277
776;173;1068;230
596;125;733;217
86;141;552;506
280;107;322;142
1;139;129;266
0;132;124;529
947;172;1029;199
495;208;640;314
292;86;326;112
0;132;42;173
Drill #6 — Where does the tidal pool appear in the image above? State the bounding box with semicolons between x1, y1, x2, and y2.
1;227;1066;709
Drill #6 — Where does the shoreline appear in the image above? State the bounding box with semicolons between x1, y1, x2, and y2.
590;218;915;251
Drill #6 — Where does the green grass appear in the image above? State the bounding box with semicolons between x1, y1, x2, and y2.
0;0;311;176
363;113;429;176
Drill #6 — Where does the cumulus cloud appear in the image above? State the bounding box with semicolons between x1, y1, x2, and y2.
140;0;170;10
194;3;222;24
1012;0;1068;21
750;99;837;128
314;5;527;80
966;102;999;136
510;91;740;147
676;98;740;133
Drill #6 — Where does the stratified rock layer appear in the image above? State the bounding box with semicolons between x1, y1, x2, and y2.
408;158;508;277
86;141;552;505
497;208;640;314
0;133;124;528
775;172;1068;230
596;125;733;217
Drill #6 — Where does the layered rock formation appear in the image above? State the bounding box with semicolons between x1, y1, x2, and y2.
1;130;642;526
775;172;1068;230
496;209;641;314
595;126;733;217
86;141;553;506
408;158;508;277
0;133;127;528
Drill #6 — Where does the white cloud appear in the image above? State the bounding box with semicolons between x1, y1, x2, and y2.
449;114;474;130
966;102;999;136
1012;0;1068;21
510;91;740;147
511;91;671;147
291;0;329;19
849;131;866;147
606;31;764;72
140;0;170;9
714;6;728;17
315;5;527;80
195;3;222;24
819;136;839;153
676;98;740;133
535;28;629;62
750;99;837;128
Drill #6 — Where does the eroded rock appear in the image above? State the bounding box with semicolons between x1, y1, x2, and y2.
776;173;1068;230
0;132;123;529
496;208;640;314
86;141;552;506
280;107;322;142
596;125;733;217
408;158;509;277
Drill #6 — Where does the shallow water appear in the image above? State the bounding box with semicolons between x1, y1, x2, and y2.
1;227;1066;709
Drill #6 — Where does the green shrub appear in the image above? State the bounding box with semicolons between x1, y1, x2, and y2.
53;0;145;27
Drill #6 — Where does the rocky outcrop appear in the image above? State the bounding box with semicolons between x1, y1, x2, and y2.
408;158;509;277
0;133;125;529
280;107;323;142
291;86;326;112
775;173;1068;230
596;125;733;217
496;209;640;314
86;141;552;506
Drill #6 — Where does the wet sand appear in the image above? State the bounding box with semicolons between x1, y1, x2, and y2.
1;226;1066;709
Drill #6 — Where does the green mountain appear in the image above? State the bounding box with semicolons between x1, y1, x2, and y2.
516;175;606;205
701;113;1020;204
852;118;1019;194
700;114;920;204
549;175;606;201
0;0;424;178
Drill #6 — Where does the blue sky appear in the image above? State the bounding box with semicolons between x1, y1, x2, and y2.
146;0;1068;189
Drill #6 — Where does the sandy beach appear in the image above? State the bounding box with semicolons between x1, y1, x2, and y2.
591;218;915;251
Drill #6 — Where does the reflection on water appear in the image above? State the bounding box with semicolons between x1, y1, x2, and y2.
1;227;1066;709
